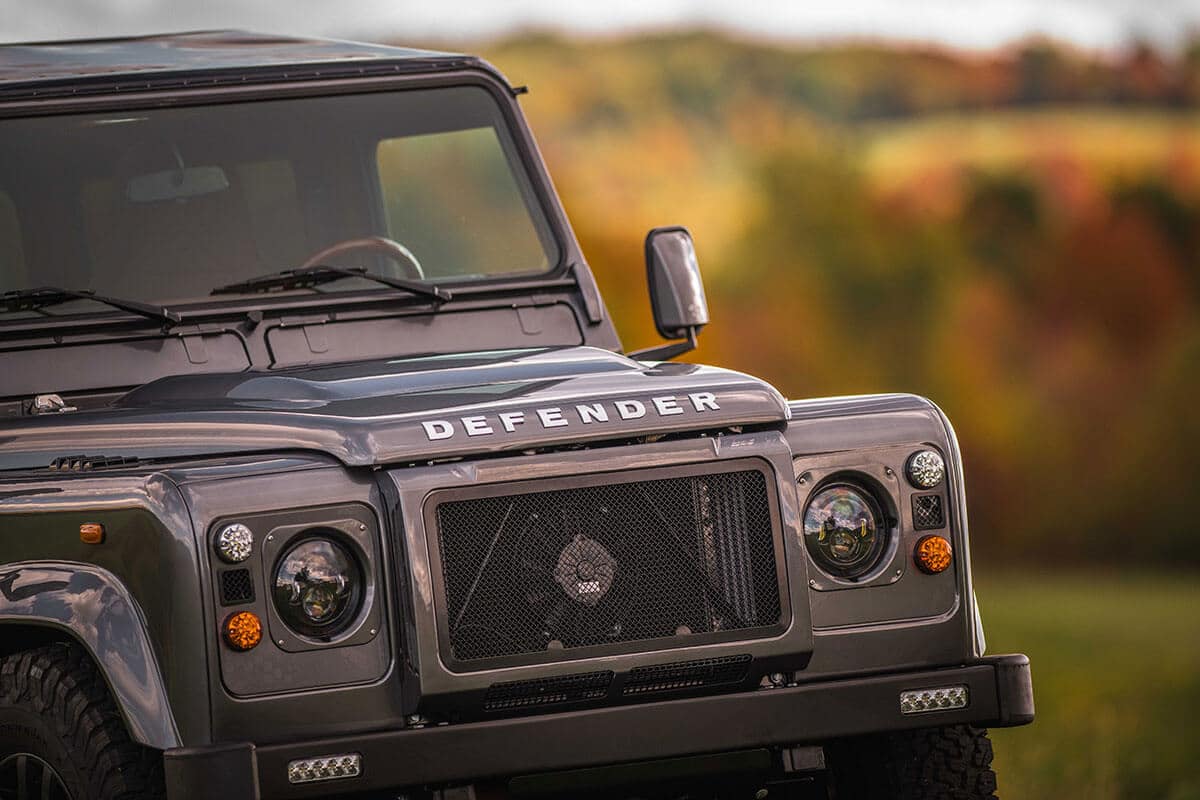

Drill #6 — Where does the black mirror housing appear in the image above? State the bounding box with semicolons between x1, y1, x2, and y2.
629;226;710;362
645;226;709;340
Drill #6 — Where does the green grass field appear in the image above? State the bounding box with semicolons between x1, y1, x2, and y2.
978;572;1200;800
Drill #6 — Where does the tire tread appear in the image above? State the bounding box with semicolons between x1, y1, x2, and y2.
0;643;165;799
828;724;999;800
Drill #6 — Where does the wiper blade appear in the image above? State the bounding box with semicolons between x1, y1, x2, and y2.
1;287;181;326
211;266;452;303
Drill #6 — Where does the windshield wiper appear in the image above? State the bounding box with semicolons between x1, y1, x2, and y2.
1;287;181;326
210;266;452;303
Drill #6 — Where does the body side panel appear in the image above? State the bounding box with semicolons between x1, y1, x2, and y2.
0;473;209;746
175;463;408;745
784;393;978;676
0;560;181;749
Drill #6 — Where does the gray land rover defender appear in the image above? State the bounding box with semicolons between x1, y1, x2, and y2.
0;31;1033;800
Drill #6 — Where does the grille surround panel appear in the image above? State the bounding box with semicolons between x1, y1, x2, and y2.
426;459;787;672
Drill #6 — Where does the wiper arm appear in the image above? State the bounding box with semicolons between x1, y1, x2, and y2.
1;287;181;326
210;266;452;303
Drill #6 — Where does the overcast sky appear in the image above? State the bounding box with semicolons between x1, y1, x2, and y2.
2;0;1199;51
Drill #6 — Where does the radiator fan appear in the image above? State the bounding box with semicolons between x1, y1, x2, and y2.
511;503;642;649
553;534;616;606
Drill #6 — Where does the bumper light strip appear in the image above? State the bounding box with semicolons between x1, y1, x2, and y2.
287;753;362;784
899;685;969;714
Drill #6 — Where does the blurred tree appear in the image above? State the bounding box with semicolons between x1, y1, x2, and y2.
478;31;1200;566
960;170;1046;288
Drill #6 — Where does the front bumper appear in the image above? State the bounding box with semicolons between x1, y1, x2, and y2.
164;654;1033;800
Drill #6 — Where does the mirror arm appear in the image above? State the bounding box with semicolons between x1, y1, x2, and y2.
571;263;605;324
628;326;698;362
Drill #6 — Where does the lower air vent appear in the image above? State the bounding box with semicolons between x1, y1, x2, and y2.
623;654;752;696
484;671;613;712
912;495;945;530
219;569;255;606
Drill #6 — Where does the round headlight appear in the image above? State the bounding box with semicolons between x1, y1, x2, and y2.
273;537;362;639
803;483;889;579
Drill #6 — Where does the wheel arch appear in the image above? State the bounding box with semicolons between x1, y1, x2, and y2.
0;561;181;750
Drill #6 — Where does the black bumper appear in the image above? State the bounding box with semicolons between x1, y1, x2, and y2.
164;654;1033;800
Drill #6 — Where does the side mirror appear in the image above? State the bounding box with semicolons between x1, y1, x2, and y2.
631;227;709;361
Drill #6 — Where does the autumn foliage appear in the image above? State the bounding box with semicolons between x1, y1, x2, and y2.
464;32;1200;567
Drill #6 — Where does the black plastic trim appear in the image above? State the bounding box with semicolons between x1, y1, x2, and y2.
0;56;483;104
989;653;1035;726
164;742;259;800
644;225;693;341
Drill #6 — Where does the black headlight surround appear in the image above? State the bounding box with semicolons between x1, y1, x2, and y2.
802;475;895;581
271;530;366;642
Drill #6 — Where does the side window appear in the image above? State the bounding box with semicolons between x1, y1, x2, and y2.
0;189;27;291
376;127;549;279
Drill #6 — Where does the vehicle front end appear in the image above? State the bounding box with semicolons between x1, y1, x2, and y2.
0;32;1031;800
153;376;1031;799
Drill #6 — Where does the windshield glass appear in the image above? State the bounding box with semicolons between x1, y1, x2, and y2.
0;86;558;306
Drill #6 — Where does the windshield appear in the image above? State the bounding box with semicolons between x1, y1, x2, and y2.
0;85;558;307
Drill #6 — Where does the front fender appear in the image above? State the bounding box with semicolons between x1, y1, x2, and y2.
0;561;181;749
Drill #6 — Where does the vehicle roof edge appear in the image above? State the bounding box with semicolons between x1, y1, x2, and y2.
0;30;514;101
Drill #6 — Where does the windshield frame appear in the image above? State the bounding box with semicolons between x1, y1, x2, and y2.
0;66;577;329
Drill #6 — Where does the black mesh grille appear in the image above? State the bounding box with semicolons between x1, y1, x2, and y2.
912;494;945;530
484;671;613;712
623;654;752;696
219;569;255;606
434;468;782;664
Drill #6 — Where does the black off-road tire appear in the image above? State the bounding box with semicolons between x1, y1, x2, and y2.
826;724;999;800
0;643;165;800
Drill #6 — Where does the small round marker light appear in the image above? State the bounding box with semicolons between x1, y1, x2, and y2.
906;450;945;489
914;535;953;574
79;523;105;545
223;611;263;651
215;523;254;564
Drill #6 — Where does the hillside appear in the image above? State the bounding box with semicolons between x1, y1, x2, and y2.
446;33;1200;567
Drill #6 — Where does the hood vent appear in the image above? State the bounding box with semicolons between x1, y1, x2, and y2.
48;455;138;472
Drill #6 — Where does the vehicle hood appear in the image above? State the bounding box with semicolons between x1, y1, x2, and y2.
0;347;790;468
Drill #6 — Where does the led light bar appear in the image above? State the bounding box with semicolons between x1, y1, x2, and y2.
287;753;362;785
899;685;968;714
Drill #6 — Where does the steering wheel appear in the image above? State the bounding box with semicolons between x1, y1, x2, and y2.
300;235;425;279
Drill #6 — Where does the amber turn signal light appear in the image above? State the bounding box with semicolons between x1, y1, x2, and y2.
914;535;953;574
79;523;105;545
223;611;263;651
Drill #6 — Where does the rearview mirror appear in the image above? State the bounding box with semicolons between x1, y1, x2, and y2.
630;226;710;361
125;165;229;203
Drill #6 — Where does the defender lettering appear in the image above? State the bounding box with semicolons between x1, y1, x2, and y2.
421;392;722;441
